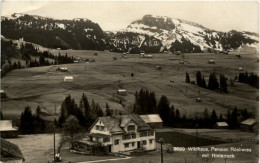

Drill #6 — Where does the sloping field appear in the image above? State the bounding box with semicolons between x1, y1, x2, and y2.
1;50;258;120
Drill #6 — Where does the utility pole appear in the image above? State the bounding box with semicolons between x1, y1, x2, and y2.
53;104;56;163
159;138;164;163
196;123;199;157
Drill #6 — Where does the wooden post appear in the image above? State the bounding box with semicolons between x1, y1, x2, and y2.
53;104;56;163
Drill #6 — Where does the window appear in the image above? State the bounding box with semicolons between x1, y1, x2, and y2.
149;139;153;144
114;139;119;145
101;126;104;131
96;125;100;130
132;142;135;147
124;143;129;148
143;140;147;145
122;135;131;140
132;134;136;139
140;132;148;137
103;137;110;143
127;125;135;131
148;131;154;136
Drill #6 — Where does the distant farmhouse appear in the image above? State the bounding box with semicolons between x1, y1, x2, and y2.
56;67;68;72
140;114;163;129
214;122;228;129
0;120;18;138
72;114;155;154
117;89;127;96
0;138;25;163
240;118;258;132
64;76;73;82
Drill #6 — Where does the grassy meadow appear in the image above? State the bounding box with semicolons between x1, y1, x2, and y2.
1;50;258;120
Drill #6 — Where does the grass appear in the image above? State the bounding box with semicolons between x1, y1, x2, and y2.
1;50;258;121
155;131;226;147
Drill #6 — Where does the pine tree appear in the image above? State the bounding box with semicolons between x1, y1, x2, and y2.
196;71;202;86
19;106;35;134
185;72;190;83
0;111;3;120
230;106;238;129
201;77;207;88
203;108;209;120
220;74;228;93
157;95;171;125
105;102;113;116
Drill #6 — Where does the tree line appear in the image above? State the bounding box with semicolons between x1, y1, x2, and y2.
58;94;114;129
132;88;252;129
1;40;74;77
186;71;228;93
237;72;259;89
19;106;46;134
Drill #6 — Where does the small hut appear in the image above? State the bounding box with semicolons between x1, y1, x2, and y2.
117;89;127;96
240;118;257;132
208;60;215;64
0;120;18;138
64;76;73;82
214;122;228;129
179;61;184;64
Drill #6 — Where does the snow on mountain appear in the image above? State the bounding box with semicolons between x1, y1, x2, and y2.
113;15;258;53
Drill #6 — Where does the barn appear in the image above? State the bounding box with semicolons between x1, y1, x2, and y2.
240;118;257;132
0;120;18;138
64;76;73;82
1;138;25;163
140;114;163;129
117;89;127;96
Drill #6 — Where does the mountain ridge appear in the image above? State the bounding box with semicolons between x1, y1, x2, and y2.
1;13;258;53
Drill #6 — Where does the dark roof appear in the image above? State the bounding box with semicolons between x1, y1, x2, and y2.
91;114;151;134
1;138;25;161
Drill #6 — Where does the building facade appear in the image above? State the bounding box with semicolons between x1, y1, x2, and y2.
88;114;156;153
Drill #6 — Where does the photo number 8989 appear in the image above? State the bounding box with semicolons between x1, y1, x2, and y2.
173;147;186;152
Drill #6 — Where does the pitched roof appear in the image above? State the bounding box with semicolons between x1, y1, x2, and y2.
240;118;257;126
92;114;151;134
140;114;163;123
1;138;25;161
64;76;73;80
0;120;17;131
216;122;228;127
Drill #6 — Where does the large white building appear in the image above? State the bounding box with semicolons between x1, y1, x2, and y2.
88;114;156;153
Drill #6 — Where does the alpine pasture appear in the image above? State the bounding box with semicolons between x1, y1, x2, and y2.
1;50;258;120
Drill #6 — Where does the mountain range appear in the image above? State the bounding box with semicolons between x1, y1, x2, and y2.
1;13;259;53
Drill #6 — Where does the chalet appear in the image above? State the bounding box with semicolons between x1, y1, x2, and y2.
87;114;156;153
1;138;24;163
117;89;127;96
238;67;243;71
240;118;257;132
214;122;228;129
140;114;163;129
64;76;73;82
0;120;18;138
179;61;184;64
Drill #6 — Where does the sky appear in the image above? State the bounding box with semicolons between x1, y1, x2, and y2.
1;1;259;33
